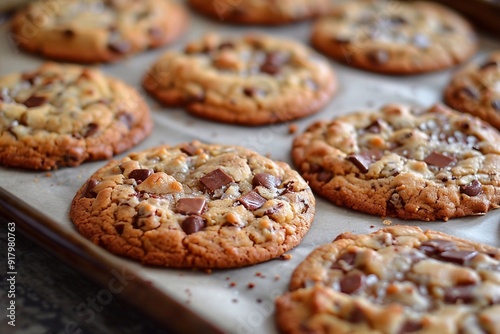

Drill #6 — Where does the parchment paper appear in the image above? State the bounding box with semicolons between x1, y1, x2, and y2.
1;5;500;333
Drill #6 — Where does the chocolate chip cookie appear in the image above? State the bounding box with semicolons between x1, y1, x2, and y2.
0;62;152;170
445;52;500;129
70;141;315;268
311;1;477;74
276;226;500;334
188;0;330;25
292;103;500;221
11;0;188;63
143;33;337;126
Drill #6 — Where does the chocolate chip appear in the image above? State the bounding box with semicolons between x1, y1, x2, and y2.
317;171;333;182
367;50;389;64
128;169;153;182
419;239;456;255
333;36;351;44
218;42;234;50
308;163;323;174
399;320;423;333
479;60;499;70
200;168;233;193
413;34;430;49
82;179;99;198
260;51;288;75
340;271;365;294
365;119;382;133
460;180;482;197
347;305;366;323
492;100;500;111
23;95;48;108
84;123;99;137
115;223;125;235
439;250;478;265
331;251;357;270
243;87;265;97
443;285;475;304
424;152;454;168
180;144;200;156
347;154;371;173
459;86;480;100
62;28;75;38
176;198;207;216
181;215;205;235
252;173;281;189
238;191;267;211
118;112;134;129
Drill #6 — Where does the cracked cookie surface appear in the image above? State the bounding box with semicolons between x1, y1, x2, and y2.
445;52;500;130
188;0;330;25
0;62;152;170
292;103;500;221
143;33;337;126
11;0;188;63
276;226;500;334
311;1;477;74
70;142;315;268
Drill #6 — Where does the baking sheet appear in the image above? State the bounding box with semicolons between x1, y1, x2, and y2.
1;3;500;333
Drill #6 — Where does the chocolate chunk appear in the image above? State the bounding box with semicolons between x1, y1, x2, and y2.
238;191;267;211
180;144;200;156
413;34;430;49
82;179;99;198
84;123;99;137
317;171;333;182
62;28;75;38
308;163;323;174
23;95;48;108
365;119;382;133
115;223;125;235
176;198;207;215
399;320;423;333
128;169;153;182
331;251;357;270
260;51;288;75
264;202;284;215
367;50;389;64
333;36;351;44
419;239;456;255
479;60;499;70
424;152;454;168
340;271;365;294
492;100;500;111
347;305;366;323
243;87;265;97
252;173;281;189
347;154;370;173
118;112;134;129
200;168;233;192
443;285;475;304
460;180;482;197
439;250;478;265
181;215;205;235
459;86;480;100
218;42;234;50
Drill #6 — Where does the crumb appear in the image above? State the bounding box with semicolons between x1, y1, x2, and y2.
370;225;375;228
383;220;392;226
274;275;280;281
225;276;230;281
288;123;298;134
280;253;292;260
45;172;52;177
204;268;212;274
229;282;237;287
255;272;266;278
256;299;262;303
33;178;39;183
248;283;255;289
232;299;238;303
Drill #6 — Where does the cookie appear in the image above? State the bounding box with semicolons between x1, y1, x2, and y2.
445;52;500;129
276;226;500;334
188;0;330;25
70;141;315;268
292;103;500;221
11;0;188;63
311;1;477;74
0;62;152;170
143;33;337;126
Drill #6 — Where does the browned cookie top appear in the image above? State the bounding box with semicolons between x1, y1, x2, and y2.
11;0;188;63
292;103;500;221
143;33;337;126
188;0;331;25
311;1;477;74
0;62;152;170
276;226;500;334
70;142;315;268
445;52;500;129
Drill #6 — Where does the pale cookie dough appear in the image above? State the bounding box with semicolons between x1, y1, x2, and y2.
0;62;152;170
311;1;477;74
70;142;315;268
11;0;188;63
276;226;500;334
292;103;500;221
188;0;330;25
445;52;500;129
143;33;337;126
